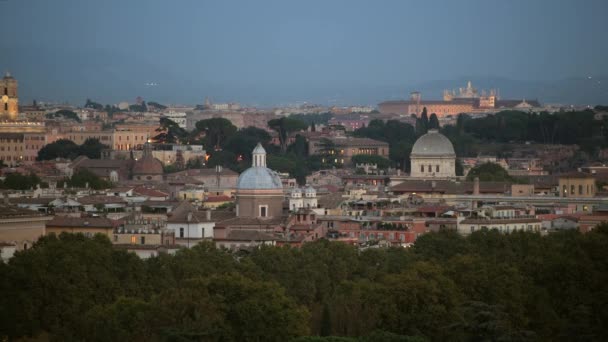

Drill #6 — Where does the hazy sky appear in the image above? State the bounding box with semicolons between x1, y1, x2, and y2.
1;0;607;105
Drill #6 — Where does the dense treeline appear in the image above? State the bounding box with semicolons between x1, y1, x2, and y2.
353;109;608;165
37;138;109;161
2;227;607;341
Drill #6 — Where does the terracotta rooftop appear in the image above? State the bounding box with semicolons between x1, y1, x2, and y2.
46;216;114;228
0;204;48;219
215;230;277;242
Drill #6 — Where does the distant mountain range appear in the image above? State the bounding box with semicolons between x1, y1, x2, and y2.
2;47;607;107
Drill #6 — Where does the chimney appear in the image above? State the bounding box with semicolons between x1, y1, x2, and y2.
206;210;211;221
473;177;480;195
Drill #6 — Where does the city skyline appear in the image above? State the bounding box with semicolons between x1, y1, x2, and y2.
1;0;607;106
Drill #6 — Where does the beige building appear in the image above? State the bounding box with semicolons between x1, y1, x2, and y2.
559;172;596;198
457;217;542;235
45;216;115;238
0;72;18;121
0;203;52;251
308;136;389;165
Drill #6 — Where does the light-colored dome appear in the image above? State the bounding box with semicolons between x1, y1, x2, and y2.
411;129;455;157
237;167;283;190
304;186;316;194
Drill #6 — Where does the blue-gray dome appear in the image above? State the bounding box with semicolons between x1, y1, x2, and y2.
411;129;455;157
237;167;283;190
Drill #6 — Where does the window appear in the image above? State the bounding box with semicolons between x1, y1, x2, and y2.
3;87;7;95
130;235;136;244
260;205;268;217
114;235;118;242
4;103;7;111
201;227;205;237
140;236;145;245
179;228;184;238
421;165;424;173
579;185;583;195
436;165;439;172
570;185;575;195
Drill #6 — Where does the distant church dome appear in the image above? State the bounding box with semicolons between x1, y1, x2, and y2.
236;143;283;190
132;143;163;177
411;129;455;157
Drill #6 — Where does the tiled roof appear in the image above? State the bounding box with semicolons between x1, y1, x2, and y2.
391;180;508;194
460;217;541;225
78;196;127;205
216;216;287;227
167;201;235;223
215;230;277;241
133;186;169;197
0;204;48;219
46;216;114;228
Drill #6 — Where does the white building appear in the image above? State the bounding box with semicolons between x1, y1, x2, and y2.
289;186;318;211
410;129;456;179
162;111;188;129
457;216;541;235
166;201;215;247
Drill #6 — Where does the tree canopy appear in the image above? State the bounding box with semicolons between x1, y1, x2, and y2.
0;173;43;190
466;162;514;182
60;169;112;189
194;118;238;151
37;138;108;161
268;117;308;153
2;227;608;341
46;109;81;122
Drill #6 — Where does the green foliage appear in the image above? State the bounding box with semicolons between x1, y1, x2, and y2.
4;228;608;341
46;109;81;122
0;172;42;190
466;162;514;182
61;169;112;189
147;101;167;110
37;138;108;161
129;102;147;112
268;117;308;153
224;126;272;163
290;112;333;125
354;119;416;172
156;117;190;144
351;154;392;169
428;113;440;129
84;98;103;110
194;117;238;150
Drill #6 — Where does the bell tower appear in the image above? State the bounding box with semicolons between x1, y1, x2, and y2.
1;72;19;121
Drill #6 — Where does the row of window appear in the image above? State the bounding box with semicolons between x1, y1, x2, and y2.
0;146;22;151
470;225;540;233
118;135;146;141
420;164;440;173
562;184;594;196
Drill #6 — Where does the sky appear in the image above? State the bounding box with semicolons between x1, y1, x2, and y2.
1;0;607;106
